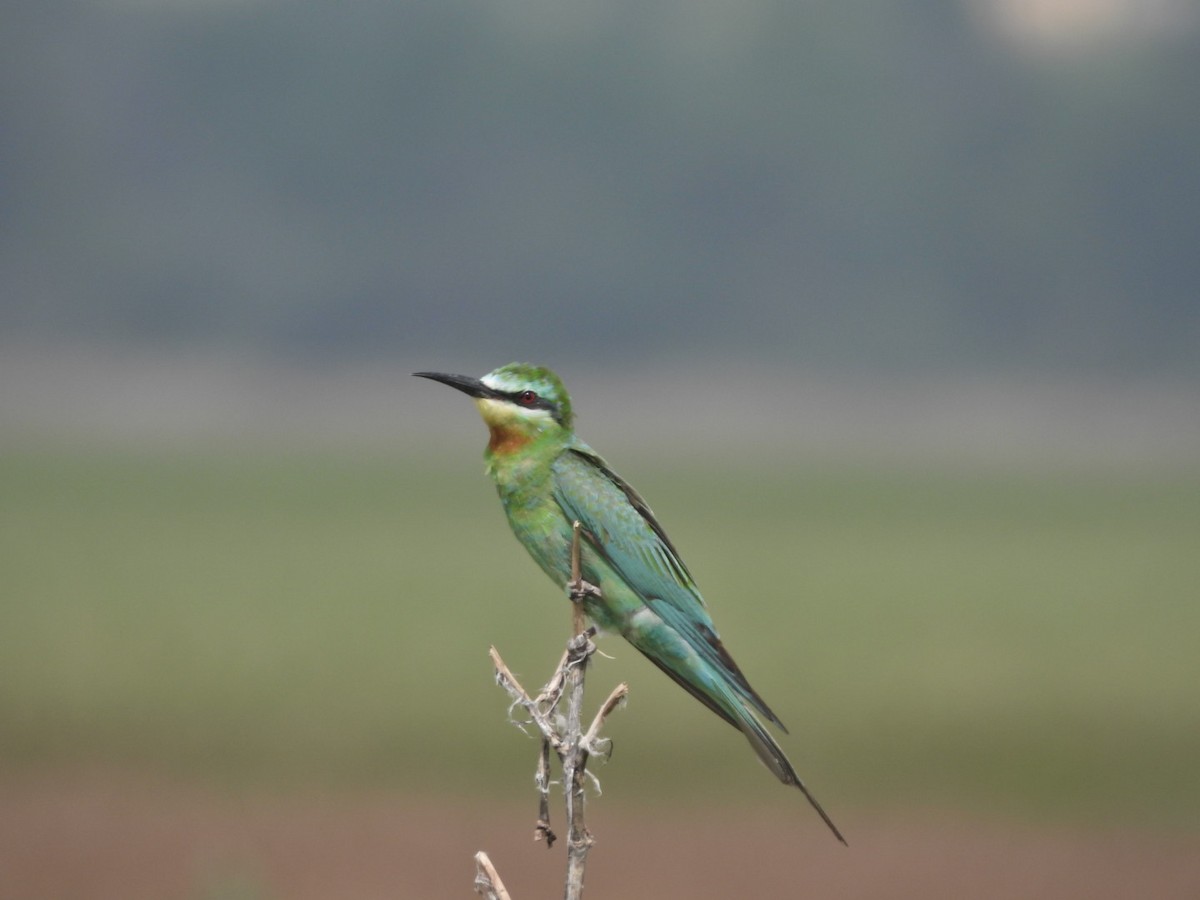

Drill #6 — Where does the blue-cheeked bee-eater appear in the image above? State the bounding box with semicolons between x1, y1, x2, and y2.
415;362;845;844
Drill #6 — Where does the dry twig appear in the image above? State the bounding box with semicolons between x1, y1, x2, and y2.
473;851;512;900
474;522;627;900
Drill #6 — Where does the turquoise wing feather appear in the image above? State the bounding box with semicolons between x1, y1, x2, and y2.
549;444;785;730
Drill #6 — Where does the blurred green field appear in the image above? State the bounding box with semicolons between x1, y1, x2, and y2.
1;446;1197;828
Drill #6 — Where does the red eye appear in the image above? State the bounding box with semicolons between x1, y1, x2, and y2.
518;390;538;406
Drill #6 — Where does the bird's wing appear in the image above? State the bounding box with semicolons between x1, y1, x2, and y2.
551;445;704;610
551;445;785;728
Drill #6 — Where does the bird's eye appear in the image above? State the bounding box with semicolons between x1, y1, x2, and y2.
517;390;538;406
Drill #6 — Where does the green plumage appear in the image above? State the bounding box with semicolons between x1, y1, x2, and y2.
415;363;844;844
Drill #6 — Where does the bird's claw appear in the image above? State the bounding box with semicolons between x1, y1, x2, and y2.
567;577;602;605
566;626;597;664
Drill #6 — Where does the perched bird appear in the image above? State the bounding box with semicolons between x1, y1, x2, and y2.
415;363;844;844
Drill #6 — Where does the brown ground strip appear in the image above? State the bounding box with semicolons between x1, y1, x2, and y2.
1;770;1196;899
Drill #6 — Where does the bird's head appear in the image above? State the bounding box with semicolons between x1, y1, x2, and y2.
414;363;574;451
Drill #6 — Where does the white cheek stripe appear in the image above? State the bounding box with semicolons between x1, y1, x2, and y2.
475;396;553;426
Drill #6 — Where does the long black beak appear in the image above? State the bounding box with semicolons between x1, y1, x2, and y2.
413;371;496;399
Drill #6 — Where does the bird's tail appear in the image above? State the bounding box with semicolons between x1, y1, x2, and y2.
734;701;848;845
641;649;847;845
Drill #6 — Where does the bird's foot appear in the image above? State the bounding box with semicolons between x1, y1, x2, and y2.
566;626;597;663
565;628;596;672
567;577;602;606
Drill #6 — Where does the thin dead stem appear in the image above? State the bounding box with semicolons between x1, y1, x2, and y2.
473;851;512;900
474;521;625;900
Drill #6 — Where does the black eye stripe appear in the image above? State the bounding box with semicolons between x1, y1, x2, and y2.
504;390;556;414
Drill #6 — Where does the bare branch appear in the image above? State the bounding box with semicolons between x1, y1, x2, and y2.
475;522;625;899
489;645;563;752
567;521;601;637
582;682;629;757
561;630;596;900
473;851;512;900
534;738;556;848
533;648;570;708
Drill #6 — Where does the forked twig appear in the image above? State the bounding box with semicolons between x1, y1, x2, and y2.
475;521;626;900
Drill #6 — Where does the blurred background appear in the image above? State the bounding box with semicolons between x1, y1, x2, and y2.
2;0;1199;897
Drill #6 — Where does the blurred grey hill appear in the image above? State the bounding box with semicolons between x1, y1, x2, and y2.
2;0;1198;374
